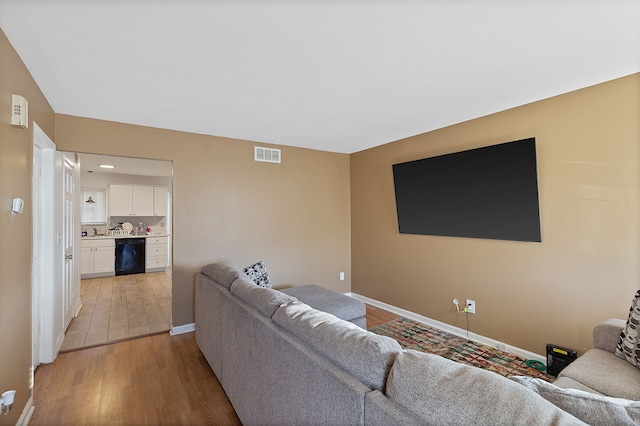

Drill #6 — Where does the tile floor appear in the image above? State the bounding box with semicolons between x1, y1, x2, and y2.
61;271;172;351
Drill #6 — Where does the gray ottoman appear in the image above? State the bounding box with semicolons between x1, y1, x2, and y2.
281;284;367;329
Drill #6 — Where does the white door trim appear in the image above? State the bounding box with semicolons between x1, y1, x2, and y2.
32;123;62;366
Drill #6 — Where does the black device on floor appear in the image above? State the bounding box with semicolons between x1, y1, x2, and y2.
546;344;577;377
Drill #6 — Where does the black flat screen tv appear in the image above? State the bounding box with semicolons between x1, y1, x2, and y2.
392;138;541;242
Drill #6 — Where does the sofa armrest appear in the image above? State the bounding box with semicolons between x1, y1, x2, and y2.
593;319;625;353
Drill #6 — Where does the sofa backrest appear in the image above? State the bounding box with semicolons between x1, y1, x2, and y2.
385;350;584;425
201;262;243;289
273;301;402;392
230;276;298;317
223;290;371;425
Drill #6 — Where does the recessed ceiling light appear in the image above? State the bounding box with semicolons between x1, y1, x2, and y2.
99;164;115;169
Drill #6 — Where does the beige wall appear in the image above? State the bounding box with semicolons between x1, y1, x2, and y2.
2;24;638;424
0;29;55;425
351;73;640;356
54;115;352;326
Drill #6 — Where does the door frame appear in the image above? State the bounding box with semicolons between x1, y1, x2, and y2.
32;123;62;366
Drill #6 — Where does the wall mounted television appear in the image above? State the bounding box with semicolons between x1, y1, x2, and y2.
392;137;541;242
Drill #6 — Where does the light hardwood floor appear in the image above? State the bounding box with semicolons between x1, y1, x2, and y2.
61;271;172;351
32;303;399;425
365;303;401;328
31;332;241;425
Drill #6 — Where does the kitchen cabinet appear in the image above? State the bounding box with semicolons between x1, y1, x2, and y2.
81;238;115;277
109;185;133;216
153;186;169;216
132;186;154;216
146;236;168;271
109;185;166;217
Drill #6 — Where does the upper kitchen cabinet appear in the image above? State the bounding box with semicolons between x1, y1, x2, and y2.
133;186;154;215
153;186;169;216
110;184;134;216
109;184;168;217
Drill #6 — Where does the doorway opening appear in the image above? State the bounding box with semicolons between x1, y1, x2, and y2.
62;153;173;352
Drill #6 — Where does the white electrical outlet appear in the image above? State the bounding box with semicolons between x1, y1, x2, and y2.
339;272;345;281
466;299;476;314
452;298;459;306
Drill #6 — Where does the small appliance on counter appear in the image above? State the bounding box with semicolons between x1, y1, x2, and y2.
81;226;98;237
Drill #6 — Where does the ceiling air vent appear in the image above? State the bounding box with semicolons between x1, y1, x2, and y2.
254;146;281;163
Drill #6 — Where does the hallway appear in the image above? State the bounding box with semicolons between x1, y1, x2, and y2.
61;271;171;351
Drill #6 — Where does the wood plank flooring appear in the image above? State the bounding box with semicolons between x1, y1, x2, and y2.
366;303;401;328
61;271;172;351
31;332;241;426
31;303;399;425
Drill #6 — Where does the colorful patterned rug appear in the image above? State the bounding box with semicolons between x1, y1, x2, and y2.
369;317;553;381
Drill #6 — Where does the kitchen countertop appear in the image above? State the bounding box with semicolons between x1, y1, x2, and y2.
82;234;169;240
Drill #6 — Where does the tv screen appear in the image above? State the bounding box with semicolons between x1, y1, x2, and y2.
392;138;541;242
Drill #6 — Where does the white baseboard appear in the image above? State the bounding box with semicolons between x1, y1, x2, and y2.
346;292;546;364
74;299;82;317
54;331;65;358
16;395;35;426
170;323;195;336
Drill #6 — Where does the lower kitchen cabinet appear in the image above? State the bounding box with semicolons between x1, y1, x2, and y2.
81;238;115;278
146;236;168;272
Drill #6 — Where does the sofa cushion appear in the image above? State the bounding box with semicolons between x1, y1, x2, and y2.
280;284;366;323
272;301;401;392
558;348;640;400
553;376;603;395
230;277;297;317
616;289;640;369
243;260;272;288
201;263;242;289
511;376;640;426
386;350;584;426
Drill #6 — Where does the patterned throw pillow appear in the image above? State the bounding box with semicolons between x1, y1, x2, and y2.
616;290;640;369
243;261;272;288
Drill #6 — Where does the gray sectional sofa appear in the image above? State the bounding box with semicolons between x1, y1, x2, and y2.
194;263;638;425
554;319;640;400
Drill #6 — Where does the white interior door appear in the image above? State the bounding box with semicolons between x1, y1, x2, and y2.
62;155;76;329
32;123;62;365
32;139;42;368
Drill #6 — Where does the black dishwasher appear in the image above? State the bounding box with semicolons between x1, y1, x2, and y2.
115;238;146;275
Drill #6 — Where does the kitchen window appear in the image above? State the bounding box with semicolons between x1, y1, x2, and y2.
81;189;107;224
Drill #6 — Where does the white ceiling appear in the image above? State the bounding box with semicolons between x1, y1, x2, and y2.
77;153;172;177
1;1;639;154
